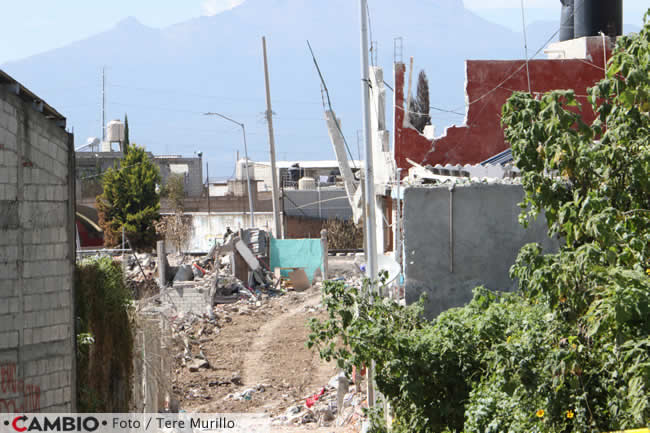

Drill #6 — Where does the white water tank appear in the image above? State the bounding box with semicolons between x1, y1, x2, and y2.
298;176;316;190
106;120;125;143
236;159;255;180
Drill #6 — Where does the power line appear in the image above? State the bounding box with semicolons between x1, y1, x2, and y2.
439;1;587;115
417;0;590;166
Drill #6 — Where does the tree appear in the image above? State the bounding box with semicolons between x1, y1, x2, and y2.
155;174;192;253
96;143;161;249
163;173;185;214
123;113;130;149
408;70;431;133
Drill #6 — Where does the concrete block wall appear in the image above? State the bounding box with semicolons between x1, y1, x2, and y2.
0;86;75;412
155;156;203;198
161;279;214;315
402;183;559;318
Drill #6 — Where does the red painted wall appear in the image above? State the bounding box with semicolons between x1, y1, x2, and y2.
395;39;611;170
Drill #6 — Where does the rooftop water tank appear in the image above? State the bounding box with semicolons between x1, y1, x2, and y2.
236;159;255;180
574;0;622;39
106;119;125;143
298;176;316;190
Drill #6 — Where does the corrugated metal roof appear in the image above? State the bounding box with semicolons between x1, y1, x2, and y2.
252;160;363;169
480;148;513;166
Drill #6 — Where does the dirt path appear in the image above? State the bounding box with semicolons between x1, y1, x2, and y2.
172;286;355;431
242;290;329;396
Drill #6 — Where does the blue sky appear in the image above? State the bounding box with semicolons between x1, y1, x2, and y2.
1;0;647;64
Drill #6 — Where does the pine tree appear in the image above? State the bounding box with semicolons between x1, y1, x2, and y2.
96;143;161;249
123;113;130;149
408;70;431;133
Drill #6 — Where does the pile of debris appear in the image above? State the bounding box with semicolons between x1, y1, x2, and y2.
271;372;367;429
121;253;160;299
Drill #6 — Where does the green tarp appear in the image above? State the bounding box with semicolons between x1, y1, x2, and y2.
269;237;323;283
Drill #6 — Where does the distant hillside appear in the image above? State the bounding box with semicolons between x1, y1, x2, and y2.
2;0;632;176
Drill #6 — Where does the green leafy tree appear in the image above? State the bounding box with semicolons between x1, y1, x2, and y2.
155;174;191;253
96;143;161;249
163;173;185;214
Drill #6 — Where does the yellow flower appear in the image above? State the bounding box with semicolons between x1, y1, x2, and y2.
536;409;545;418
566;410;574;419
571;343;577;350
646;268;650;276
507;336;512;343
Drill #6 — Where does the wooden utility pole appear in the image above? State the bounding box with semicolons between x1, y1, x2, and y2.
262;36;282;238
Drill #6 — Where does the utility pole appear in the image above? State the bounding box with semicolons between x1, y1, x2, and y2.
360;0;378;407
101;67;106;142
262;36;282;239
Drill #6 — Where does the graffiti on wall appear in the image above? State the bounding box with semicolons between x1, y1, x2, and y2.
0;363;40;413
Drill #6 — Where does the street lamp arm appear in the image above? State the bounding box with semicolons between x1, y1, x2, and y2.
203;112;243;128
203;111;255;227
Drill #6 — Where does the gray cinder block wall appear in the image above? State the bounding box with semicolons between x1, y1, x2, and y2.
0;78;76;412
155;156;203;198
402;183;558;318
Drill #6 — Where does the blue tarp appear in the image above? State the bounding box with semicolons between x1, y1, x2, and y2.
269;237;323;283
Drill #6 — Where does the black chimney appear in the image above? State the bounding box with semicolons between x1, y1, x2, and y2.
574;0;623;38
560;0;575;41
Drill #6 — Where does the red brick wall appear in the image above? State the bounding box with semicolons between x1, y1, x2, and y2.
395;39;611;169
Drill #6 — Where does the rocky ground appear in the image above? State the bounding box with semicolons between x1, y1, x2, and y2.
169;257;367;432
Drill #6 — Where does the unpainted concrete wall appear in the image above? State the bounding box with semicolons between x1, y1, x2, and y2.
165;212;275;253
402;183;558;318
283;189;352;220
156;156;203;198
0;87;75;412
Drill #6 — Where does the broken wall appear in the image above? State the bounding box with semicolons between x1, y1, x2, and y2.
165;212;275;253
394;37;611;169
402;183;558;318
0;84;75;412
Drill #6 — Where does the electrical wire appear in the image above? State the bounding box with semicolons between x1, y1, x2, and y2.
416;0;590;166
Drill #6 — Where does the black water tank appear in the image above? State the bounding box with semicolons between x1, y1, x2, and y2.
574;0;623;38
560;0;575;41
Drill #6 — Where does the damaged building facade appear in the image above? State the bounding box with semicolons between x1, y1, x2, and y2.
0;70;76;412
329;9;621;317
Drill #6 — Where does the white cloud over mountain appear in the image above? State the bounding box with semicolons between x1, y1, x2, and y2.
201;0;245;16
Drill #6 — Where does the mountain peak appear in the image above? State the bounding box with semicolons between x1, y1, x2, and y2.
114;16;147;30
